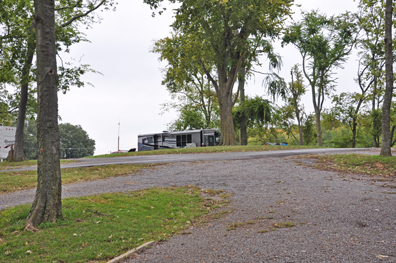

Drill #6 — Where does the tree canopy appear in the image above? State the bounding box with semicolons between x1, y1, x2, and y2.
147;0;293;145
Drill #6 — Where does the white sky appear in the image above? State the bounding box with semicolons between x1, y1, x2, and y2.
57;0;360;155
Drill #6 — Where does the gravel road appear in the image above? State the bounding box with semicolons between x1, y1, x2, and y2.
1;151;395;262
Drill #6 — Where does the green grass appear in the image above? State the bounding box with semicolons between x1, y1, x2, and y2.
89;145;319;158
0;159;75;171
0;186;226;263
0;163;160;194
311;154;396;177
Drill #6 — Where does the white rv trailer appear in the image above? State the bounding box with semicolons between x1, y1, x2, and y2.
0;126;16;160
137;129;220;151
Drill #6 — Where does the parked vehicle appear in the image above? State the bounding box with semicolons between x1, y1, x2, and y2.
138;129;220;151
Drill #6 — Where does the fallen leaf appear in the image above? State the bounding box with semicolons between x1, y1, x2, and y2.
377;255;389;259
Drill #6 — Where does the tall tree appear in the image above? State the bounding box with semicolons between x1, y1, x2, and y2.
25;0;114;228
357;0;386;147
0;0;112;162
238;68;248;145
283;11;357;146
146;0;293;145
380;0;394;156
26;0;61;228
153;33;219;129
267;64;306;145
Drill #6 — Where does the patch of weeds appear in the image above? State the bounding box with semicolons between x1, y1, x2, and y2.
203;189;224;196
273;222;296;228
227;222;245;231
306;154;396;178
0;186;227;263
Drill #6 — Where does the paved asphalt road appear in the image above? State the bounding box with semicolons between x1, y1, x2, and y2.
1;148;369;172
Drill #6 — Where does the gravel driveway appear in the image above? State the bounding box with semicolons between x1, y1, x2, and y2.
2;153;395;262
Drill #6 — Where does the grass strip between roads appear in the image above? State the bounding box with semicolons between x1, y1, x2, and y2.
90;145;318;158
0;163;160;194
0;186;228;263
0;159;75;171
308;154;396;178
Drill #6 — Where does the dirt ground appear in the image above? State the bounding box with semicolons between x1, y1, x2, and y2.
120;154;396;262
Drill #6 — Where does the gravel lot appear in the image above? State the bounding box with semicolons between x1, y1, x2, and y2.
1;151;396;262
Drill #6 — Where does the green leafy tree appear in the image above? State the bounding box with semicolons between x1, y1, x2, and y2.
381;0;394;156
153;33;219;129
0;0;113;162
331;92;367;148
59;123;95;159
146;0;293;145
283;10;358;146
233;96;272;130
23;121;95;159
267;64;306;145
302;114;316;145
168;106;207;131
356;0;388;147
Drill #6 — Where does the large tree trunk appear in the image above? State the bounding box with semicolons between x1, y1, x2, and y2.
12;38;35;162
217;75;236;145
27;0;62;228
380;0;393;156
238;69;247;145
218;95;236;145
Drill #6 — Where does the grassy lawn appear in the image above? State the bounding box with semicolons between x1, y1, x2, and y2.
0;186;228;263
0;163;160;194
90;145;319;158
309;154;396;177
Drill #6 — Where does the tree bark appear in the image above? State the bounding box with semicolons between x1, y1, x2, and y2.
218;93;236;145
314;108;323;146
27;0;62;227
12;37;35;162
380;0;393;156
238;68;247;145
297;116;304;145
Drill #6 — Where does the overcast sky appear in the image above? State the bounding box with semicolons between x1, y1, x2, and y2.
57;0;360;155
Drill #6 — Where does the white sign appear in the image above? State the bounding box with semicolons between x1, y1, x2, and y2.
0;126;16;159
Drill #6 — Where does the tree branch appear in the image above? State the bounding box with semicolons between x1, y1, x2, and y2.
61;0;106;28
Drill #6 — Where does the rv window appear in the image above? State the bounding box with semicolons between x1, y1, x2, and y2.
176;134;190;147
147;137;153;143
176;135;182;147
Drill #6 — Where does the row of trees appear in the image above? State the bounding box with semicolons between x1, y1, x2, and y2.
148;0;395;156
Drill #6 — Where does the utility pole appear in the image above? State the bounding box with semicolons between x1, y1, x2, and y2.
118;122;120;151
